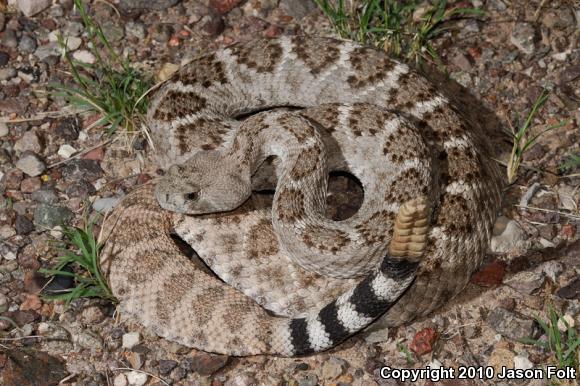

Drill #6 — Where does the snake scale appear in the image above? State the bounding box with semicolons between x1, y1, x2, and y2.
100;36;502;356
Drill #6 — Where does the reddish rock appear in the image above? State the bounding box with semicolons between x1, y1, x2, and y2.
188;352;230;376
410;327;437;355
209;0;242;14
20;294;42;311
82;147;105;161
560;224;576;239
20;177;41;193
3;169;24;190
2;349;67;386
136;173;152;185
471;260;506;287
264;25;282;38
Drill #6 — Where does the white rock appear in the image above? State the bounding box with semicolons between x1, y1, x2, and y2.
557;314;574;332
93;196;121;213
48;30;60;42
58;144;77;159
122;332;141;349
513;355;533;370
428;358;443;369
16;154;46;177
63;36;82;51
537;260;563;282
0;122;8;137
491;220;530;254
127;371;148;386
17;0;51;16
113;374;128;386
72;50;96;64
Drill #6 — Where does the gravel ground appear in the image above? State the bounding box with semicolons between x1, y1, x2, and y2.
0;0;579;385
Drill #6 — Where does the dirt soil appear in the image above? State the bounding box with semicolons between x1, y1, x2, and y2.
0;0;578;385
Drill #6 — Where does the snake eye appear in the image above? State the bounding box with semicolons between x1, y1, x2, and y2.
185;192;199;201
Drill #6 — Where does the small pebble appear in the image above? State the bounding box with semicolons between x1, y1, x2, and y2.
0;122;9;137
122;332;141;349
113;374;127;386
58;144;77;159
126;371;148;386
16;153;46;177
513;355;533;370
0;293;8;313
72;50;96;64
93;196;121;213
557;314;574;332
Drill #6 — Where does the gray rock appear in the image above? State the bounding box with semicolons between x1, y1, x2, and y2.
15;214;34;235
34;43;61;61
33;204;74;228
279;0;317;20
487;307;535;341
16;153;46;177
0;13;5;32
66;179;96;198
505;271;545;295
75;330;104;350
126;21;147;39
63;21;84;37
18;35;37;53
225;374;257;386
101;22;125;43
119;0;181;10
60;159;103;182
92;196;121;213
0;242;18;261
1;29;18;48
0;122;8;137
31;188;59;204
451;52;473;72
158;359;178;375
297;373;318;386
14;130;42;153
510;23;536;55
38;321;74;353
0;67;17;81
0;51;9;66
17;0;52;16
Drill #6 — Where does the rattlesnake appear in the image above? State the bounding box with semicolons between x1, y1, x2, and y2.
100;36;502;356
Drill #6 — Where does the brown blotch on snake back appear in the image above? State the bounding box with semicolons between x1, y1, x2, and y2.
291;35;341;75
153;90;207;121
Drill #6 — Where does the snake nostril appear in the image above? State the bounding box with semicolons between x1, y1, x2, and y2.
185;192;199;201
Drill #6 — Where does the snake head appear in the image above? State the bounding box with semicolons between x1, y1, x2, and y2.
155;150;251;215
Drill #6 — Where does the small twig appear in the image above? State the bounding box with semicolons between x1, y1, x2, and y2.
0;316;21;331
58;373;76;385
0;335;44;341
515;204;580;220
533;0;549;21
110;367;170;386
0;106;82;123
